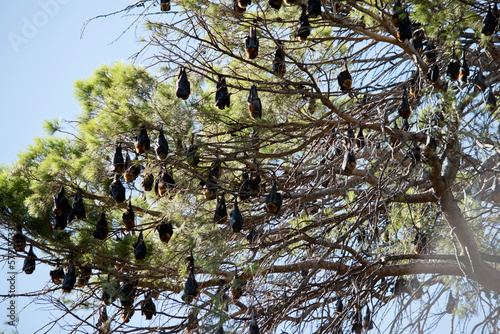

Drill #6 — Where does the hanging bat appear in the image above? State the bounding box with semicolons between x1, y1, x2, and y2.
119;278;138;323
412;29;424;52
363;306;374;330
122;200;135;230
351;310;363;334
249;311;260;334
176;67;191;100
246;229;259;244
215;76;231;110
62;263;77;293
245;25;259;59
133;231;147;261
157;220;174;243
72;192;86;220
214;194;228;224
391;0;403;27
265;180;283;215
12;227;26;253
409;70;419;98
229;198;243;233
473;69;487;92
269;0;282;10
186;139;200;166
124;155;142;183
308;0;321;18
272;43;286;77
50;266;65;285
110;174;126;203
155;129;169;160
409;140;421;164
446;52;460;81
201;180;217;200
77;265;92;287
397;15;412;42
336;299;343;313
389;123;400;148
413;232;427;254
97;307;110;334
141;294;157;320
247;84;262;120
53;185;70;215
482;5;498;36
459;48;469;82
344;125;355;148
142;172;154;192
52;211;70;231
112;145;125;174
296;5;311;41
182;267;199;304
135;127;151;154
216;325;225;334
233;0;246;13
427;63;439;83
398;87;411;119
342;149;356;174
486;89;497;110
23;245;37;274
337;61;352;91
160;0;170;11
424;135;437;159
93;212;109;240
157;167;176;197
355;128;365;149
424;42;437;64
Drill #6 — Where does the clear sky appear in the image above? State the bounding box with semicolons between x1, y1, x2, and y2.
0;1;157;332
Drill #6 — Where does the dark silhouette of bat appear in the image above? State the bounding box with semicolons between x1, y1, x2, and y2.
229;197;243;233
398;87;411;119
155;129;169;160
23;244;37;274
248;84;262;120
141;293;157;320
342;149;356;174
110;174;126;203
297;5;311;41
308;0;321;18
272;43;286;77
135;127;151;154
93;212;109;240
269;0;282;10
338;62;352;91
245;25;259;59
133;231;147;261
122;200;135;230
112;145;125;174
157;219;174;243
446;52;460;81
459;48;469;82
77;265;92;287
482;4;498;36
13;225;26;252
265;180;283;215
214;194;228;224
427;63;439;83
142;172;154;192
160;0;170;11
215;76;231;110
50;266;65;285
72;192;86;220
249;311;260;334
62;263;77;293
176;67;191;100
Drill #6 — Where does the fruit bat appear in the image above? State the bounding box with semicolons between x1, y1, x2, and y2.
245;25;259;60
155;129;169;161
77;265;92;287
214;194;228;224
446;292;457;314
23;245;37;274
157;220;174;243
122;201;135;230
53;185;69;216
337;62;352;91
215;76;231;110
216;325;225;334
176;67;191;100
141;294;157;320
142;173;154;192
424;135;437;159
351;310;362;334
102;275;118;306
13;225;26;252
229;198;243;233
342;149;356;174
247;84;262;120
363;306;373;330
97;307;110;334
355;128;365;149
336;299;343;313
135;127;151;154
246;229;259;244
156;168;176;197
248;167;262;196
308;0;321;18
182;267;199;304
398;87;411;119
231;276;247;299
424;42;437;64
486;89;497;110
50;266;65;285
473;70;487;92
492;175;500;205
72;192;86;220
202;180;217;200
249;311;260;334
389;123;400;148
272;43;286;77
133;231;147;261
392;277;409;295
459;49;469;82
343;125;355;148
482;5;498;36
446;52;460;81
209;160;223;180
119;278;138;323
238;0;251;9
124;155;142;183
427;63;439;83
409;70;419;98
409;140;421;164
186;141;200;166
160;0;170;11
265;180;283;215
93;212;109;240
391;0;403;27
269;0;282;10
62;263;77;293
233;0;246;13
52;212;69;231
110;174;126;203
412;29;424;52
413;232;427;254
301;269;309;278
297;5;311;41
307;96;317;114
112;145;125;175
397;15;412;42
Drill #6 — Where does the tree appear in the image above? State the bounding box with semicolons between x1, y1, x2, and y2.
1;0;500;333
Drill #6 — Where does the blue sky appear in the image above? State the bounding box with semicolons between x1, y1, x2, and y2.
0;1;157;332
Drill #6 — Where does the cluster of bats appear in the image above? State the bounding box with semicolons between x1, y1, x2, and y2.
10;0;500;332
